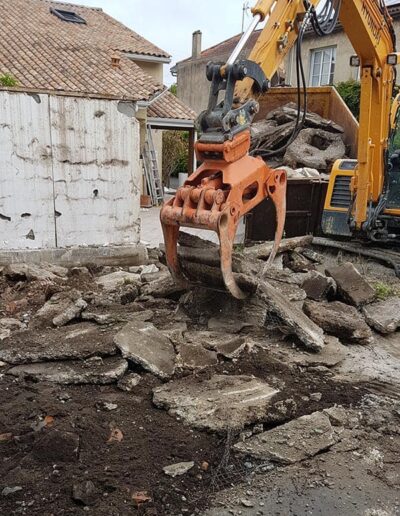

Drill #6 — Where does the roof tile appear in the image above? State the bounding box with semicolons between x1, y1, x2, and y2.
148;91;196;121
0;0;168;100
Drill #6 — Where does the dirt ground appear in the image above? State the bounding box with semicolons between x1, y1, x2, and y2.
0;244;399;516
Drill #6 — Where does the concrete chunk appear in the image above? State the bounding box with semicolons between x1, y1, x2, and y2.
163;461;195;478
177;343;218;370
0;323;116;364
233;411;335;464
96;271;140;292
3;263;67;282
153;375;279;432
304;300;373;344
289;336;347;368
363;297;400;334
301;271;336;301
258;282;325;352
114;321;176;379
7;356;128;384
326;262;375;307
33;290;87;328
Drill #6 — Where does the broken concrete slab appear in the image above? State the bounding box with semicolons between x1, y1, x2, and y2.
326;262;375;307
303;300;373;344
140;272;186;299
267;279;307;302
323;406;360;429
114;320;175;379
206;336;249;359
301;271;336;301
263;269;312;286
189;331;250;359
284;128;345;171
363;297;400;334
233;411;335;464
287;336;347;368
161;322;188;346
7;356;128;384
33;290;87;328
258;282;325;352
95;271;141;292
3;263;67;282
207;317;252;334
153;375;279;432
177;343;218;370
0;323;117;365
163;461;194;478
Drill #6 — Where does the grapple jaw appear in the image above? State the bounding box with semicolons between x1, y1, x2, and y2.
160;131;287;299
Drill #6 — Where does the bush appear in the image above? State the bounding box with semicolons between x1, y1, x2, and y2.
0;73;18;87
335;80;361;119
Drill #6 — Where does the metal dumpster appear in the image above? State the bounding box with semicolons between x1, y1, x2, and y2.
246;86;358;242
245;178;329;241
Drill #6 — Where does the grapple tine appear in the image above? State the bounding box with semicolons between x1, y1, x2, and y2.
160;218;188;288
218;213;248;299
263;170;287;272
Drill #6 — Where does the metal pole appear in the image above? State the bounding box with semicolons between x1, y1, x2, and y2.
227;13;261;66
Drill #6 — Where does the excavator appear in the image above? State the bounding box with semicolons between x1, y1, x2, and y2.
160;0;400;299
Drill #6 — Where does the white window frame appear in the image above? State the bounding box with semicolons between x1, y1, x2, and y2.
309;46;337;87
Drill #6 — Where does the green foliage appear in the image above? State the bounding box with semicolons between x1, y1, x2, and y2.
169;84;177;96
335;80;361;120
162;130;189;182
374;281;395;300
0;73;18;87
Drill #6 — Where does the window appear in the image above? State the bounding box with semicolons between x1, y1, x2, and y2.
309;46;336;87
50;8;86;24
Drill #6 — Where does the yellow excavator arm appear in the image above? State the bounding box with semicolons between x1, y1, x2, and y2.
237;0;397;233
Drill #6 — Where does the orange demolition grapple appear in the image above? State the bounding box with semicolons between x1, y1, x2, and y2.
160;60;287;299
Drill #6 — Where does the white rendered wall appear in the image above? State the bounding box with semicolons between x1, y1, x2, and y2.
0;91;141;250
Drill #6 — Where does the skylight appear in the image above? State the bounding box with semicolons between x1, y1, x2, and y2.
50;8;86;24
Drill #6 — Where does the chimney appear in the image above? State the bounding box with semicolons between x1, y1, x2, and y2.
192;30;202;59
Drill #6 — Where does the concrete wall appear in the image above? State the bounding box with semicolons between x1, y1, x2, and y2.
0;91;141;250
133;60;164;84
286;32;360;87
176;58;214;115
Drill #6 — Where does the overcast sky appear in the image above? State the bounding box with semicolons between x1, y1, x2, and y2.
66;0;251;85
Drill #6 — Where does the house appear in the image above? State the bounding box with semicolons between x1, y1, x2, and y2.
173;1;400;115
0;0;195;256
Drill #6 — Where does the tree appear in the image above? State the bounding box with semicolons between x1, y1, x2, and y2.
335;80;361;120
169;84;177;96
162;131;189;184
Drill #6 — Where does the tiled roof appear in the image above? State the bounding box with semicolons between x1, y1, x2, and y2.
148;91;196;120
0;0;169;100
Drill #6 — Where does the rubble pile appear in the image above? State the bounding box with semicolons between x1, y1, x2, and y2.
250;102;347;177
0;236;399;514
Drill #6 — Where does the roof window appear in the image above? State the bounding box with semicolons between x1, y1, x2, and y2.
50;8;86;24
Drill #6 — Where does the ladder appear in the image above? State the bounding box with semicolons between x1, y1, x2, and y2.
143;126;164;206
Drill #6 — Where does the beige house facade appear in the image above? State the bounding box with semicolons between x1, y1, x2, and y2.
173;2;400;115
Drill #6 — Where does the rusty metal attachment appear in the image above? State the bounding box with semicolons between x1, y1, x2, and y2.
160;130;287;299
